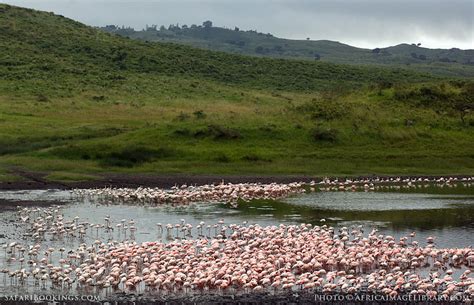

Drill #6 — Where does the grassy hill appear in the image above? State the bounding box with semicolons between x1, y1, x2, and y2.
100;23;474;78
1;5;440;97
0;3;473;182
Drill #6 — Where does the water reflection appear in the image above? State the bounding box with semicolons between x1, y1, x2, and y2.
0;184;473;249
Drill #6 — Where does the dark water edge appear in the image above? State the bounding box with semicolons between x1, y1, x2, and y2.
0;199;66;212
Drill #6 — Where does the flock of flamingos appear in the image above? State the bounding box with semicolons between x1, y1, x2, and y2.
0;176;473;301
75;176;473;207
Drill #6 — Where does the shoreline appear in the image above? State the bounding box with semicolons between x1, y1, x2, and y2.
0;172;472;191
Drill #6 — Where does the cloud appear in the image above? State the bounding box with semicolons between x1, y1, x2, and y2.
4;0;473;49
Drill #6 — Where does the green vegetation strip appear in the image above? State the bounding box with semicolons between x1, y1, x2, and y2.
0;4;472;180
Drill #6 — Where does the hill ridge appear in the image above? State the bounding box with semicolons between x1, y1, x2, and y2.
99;22;474;77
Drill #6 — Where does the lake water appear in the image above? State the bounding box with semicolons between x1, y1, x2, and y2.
0;183;473;298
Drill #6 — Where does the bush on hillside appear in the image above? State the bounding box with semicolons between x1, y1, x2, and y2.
311;126;338;142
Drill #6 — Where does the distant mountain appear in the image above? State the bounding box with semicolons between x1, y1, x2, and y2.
100;23;474;77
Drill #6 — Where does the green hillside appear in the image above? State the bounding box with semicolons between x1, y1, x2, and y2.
100;23;474;78
0;4;473;182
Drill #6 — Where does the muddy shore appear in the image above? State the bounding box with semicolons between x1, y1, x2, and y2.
0;198;65;212
1;171;473;191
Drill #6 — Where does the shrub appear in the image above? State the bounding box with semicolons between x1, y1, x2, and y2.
193;110;206;119
311;127;338;142
309;103;346;121
259;124;277;133
213;153;231;163
91;95;106;101
241;154;272;162
36;94;49;102
100;146;174;167
173;128;192;136
175;112;190;121
194;125;242;140
208;125;241;140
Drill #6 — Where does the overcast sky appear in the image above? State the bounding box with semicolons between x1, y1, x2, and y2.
4;0;474;49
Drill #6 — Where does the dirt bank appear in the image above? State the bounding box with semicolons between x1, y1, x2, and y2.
0;198;65;211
